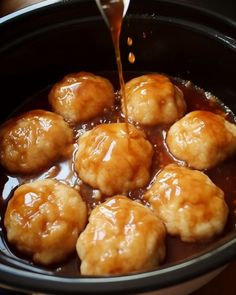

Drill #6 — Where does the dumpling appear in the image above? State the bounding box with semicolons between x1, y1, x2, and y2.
49;72;114;124
74;123;153;195
4;179;87;265
145;164;228;242
0;110;73;174
166;110;236;169
123;73;186;125
77;196;166;275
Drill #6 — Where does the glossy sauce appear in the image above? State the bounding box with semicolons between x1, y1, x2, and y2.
0;73;236;275
127;37;133;46
128;52;135;64
101;0;130;134
127;37;135;64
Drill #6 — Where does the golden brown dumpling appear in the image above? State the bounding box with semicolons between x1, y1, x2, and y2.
74;123;153;195
4;179;87;265
166;111;236;170
0;110;73;175
123;74;186;125
76;196;166;275
49;72;114;124
145;164;228;242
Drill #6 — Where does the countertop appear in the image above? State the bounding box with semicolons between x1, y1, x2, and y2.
192;261;236;295
0;1;235;294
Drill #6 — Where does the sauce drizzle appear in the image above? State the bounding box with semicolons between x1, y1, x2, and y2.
99;0;130;135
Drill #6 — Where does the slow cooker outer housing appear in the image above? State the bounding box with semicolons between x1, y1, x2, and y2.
0;0;236;294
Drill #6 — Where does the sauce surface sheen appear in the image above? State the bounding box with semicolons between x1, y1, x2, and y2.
0;71;236;275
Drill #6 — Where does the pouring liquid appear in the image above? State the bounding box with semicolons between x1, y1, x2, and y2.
97;0;130;135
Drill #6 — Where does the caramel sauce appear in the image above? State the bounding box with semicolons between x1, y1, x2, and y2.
127;37;135;64
127;36;133;46
128;52;135;64
0;73;236;275
102;0;129;135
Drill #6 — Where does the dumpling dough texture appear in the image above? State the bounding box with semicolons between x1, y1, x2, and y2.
76;196;166;275
123;73;186;125
74;123;153;195
145;164;228;242
0;110;73;175
49;72;114;124
4;179;87;265
166;110;236;170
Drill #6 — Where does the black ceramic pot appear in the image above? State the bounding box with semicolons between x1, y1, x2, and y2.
0;0;236;294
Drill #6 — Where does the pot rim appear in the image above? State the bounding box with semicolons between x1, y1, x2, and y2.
0;234;236;294
1;0;236;29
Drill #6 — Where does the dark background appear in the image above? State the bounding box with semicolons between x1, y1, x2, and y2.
180;0;236;20
0;0;235;294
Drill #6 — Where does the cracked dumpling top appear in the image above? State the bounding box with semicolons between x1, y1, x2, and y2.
145;164;228;242
76;195;166;275
123;73;186;125
4;179;87;265
166;110;236;170
74;123;153;195
0;110;73;175
49;72;114;124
